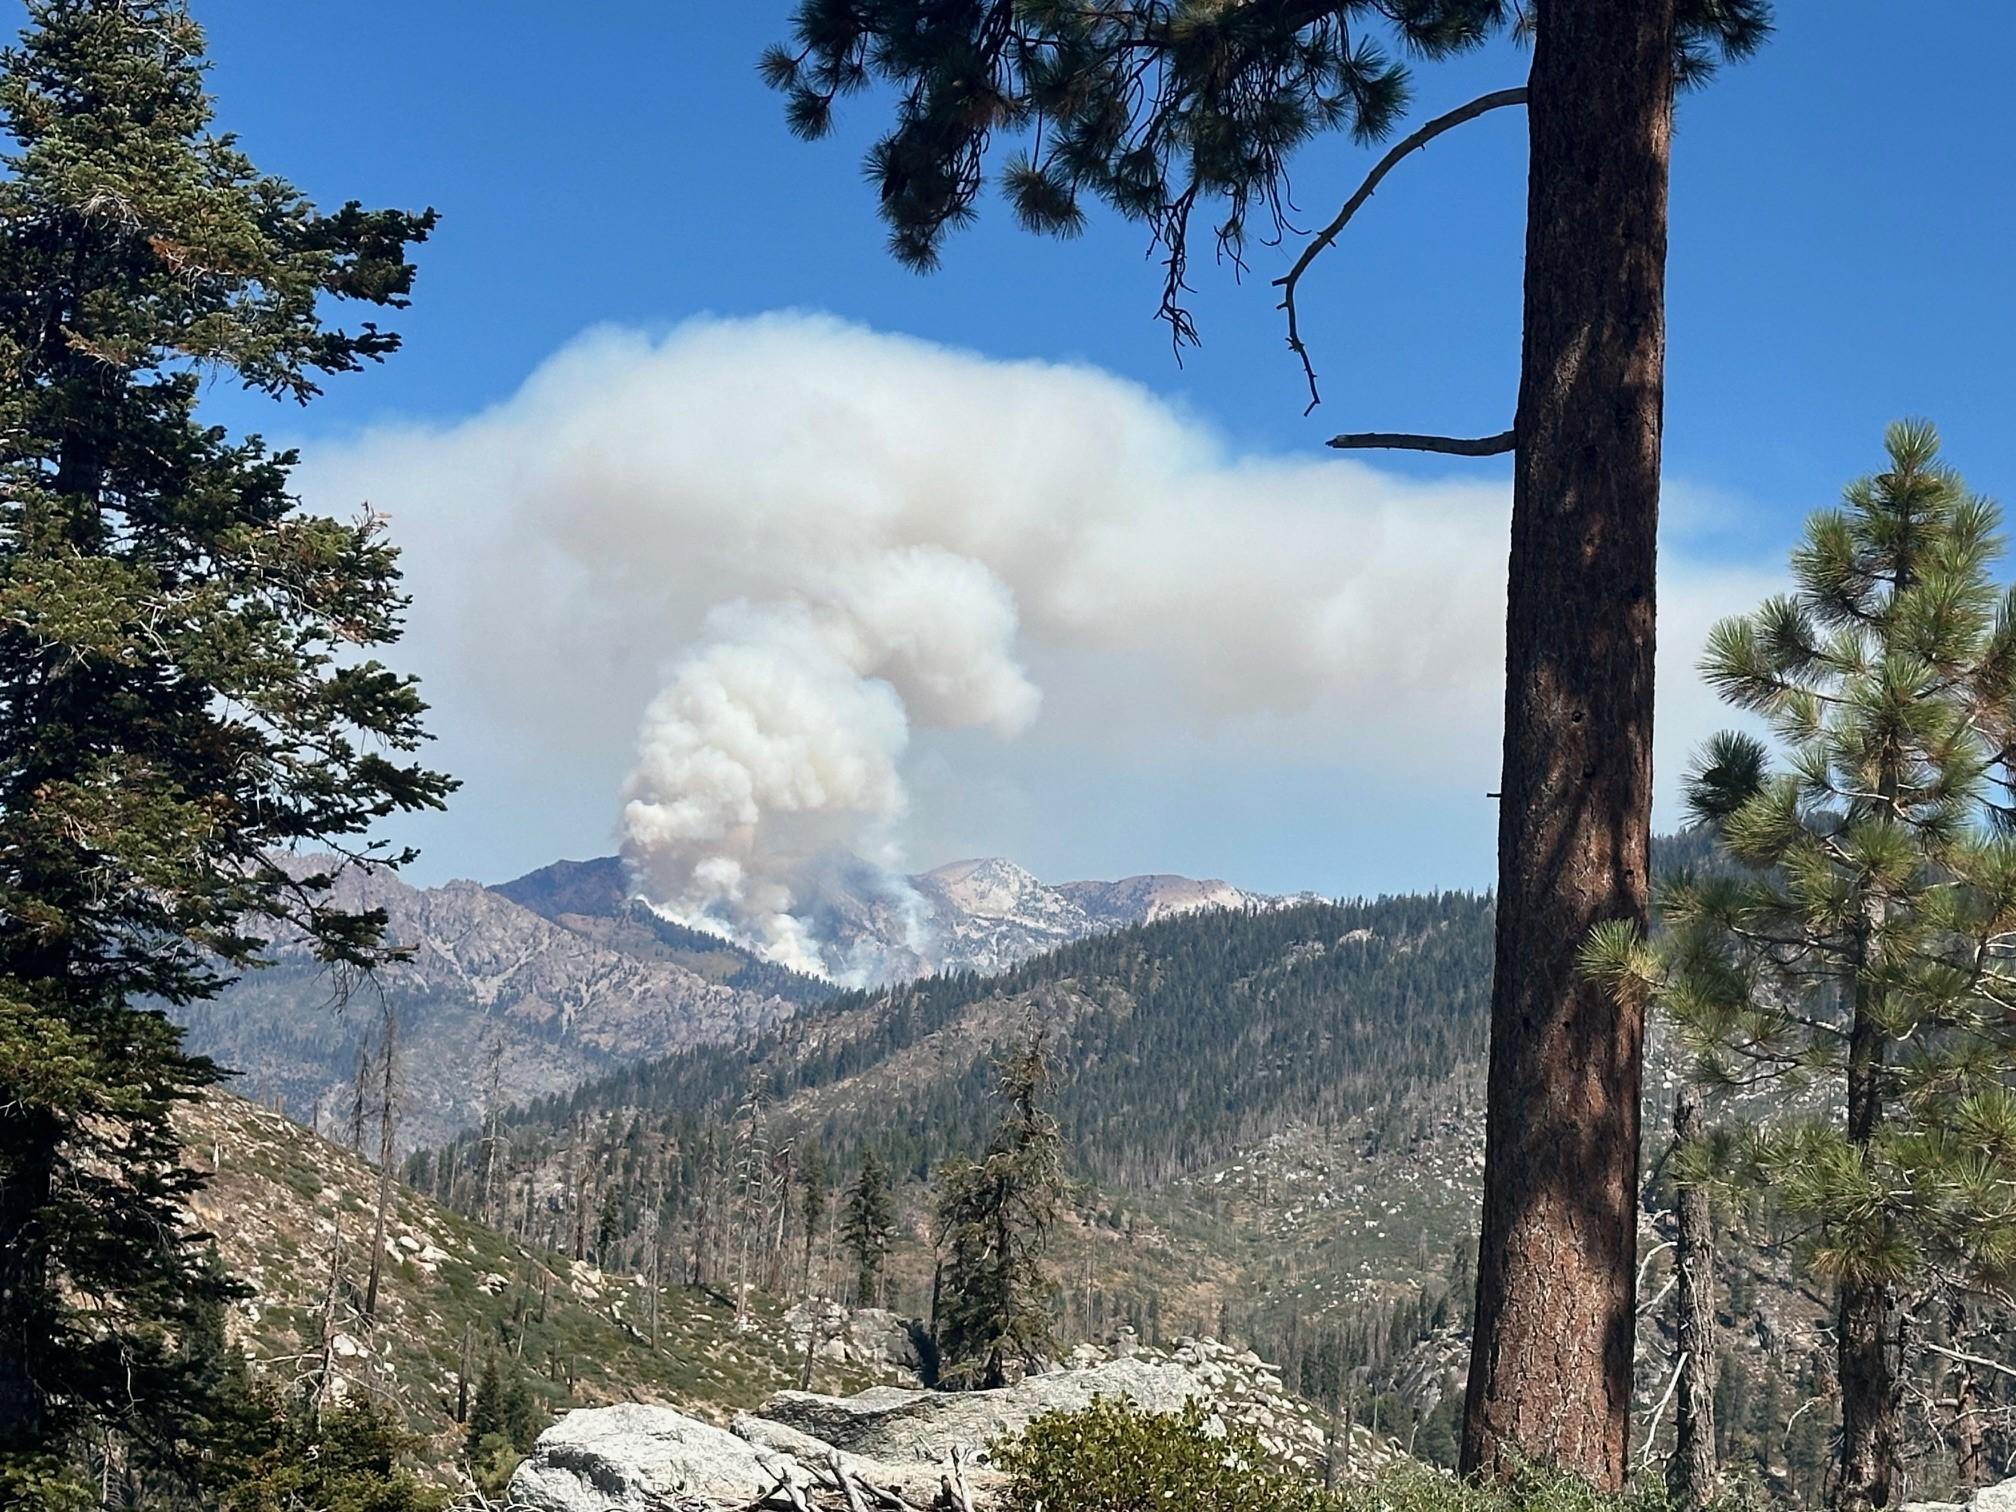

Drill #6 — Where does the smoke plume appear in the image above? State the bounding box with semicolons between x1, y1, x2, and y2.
294;312;1777;972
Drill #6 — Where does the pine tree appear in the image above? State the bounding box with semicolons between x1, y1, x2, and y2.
933;1036;1068;1390
762;4;1769;1478
0;0;448;1486
799;1145;828;1297
842;1151;896;1308
1586;422;2016;1512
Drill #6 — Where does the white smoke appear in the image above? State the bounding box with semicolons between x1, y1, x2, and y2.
619;551;1038;975
293;312;1782;971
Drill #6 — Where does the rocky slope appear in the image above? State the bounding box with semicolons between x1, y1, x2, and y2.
910;857;1265;975
511;1336;1406;1511
176;861;809;1151
179;1090;898;1464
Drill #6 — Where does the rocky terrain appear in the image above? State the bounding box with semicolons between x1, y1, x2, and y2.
908;857;1264;976
177;862;806;1150
510;1335;1404;1511
178;1089;900;1459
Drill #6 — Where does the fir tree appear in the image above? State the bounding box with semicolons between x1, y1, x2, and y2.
933;1036;1068;1389
0;0;448;1489
842;1150;896;1308
1586;422;2016;1511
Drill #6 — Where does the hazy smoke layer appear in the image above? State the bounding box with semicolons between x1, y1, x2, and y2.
297;313;1774;972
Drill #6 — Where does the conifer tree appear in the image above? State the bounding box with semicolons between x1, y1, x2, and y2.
799;1145;828;1296
933;1037;1068;1389
0;0;447;1490
843;1150;896;1308
224;1402;445;1512
1586;422;2016;1511
763;0;1770;1481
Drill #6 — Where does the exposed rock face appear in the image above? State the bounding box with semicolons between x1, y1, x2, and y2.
907;858;1262;977
757;1357;1204;1464
786;1301;926;1376
1056;872;1259;926
173;859;800;1149
508;1403;783;1511
510;1336;1403;1512
1905;1478;2016;1512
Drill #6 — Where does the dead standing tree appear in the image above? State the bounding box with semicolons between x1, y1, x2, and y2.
363;992;402;1321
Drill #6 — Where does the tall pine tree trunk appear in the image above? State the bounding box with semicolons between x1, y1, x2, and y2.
1837;699;1905;1512
1837;1011;1898;1511
1463;0;1674;1486
1670;1089;1719;1508
1951;1328;1985;1492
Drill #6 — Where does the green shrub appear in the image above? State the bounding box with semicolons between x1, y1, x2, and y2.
991;1400;1764;1512
991;1397;1336;1512
220;1402;447;1512
0;1454;93;1512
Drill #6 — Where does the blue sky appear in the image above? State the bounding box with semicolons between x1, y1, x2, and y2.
83;2;2016;898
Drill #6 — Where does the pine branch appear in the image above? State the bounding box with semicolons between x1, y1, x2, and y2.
1327;429;1517;456
1276;86;1527;413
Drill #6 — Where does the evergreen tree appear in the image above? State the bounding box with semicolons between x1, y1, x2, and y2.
1586;422;2016;1511
465;1352;508;1459
799;1145;828;1295
842;1150;896;1307
762;3;1769;1478
222;1400;445;1512
0;0;448;1489
463;1348;545;1493
934;1036;1068;1389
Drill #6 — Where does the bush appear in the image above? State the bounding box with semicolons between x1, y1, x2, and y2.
0;1454;93;1512
991;1397;1336;1512
220;1401;447;1512
991;1400;1765;1512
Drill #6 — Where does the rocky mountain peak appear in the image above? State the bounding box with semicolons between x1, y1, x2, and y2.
914;857;1054;920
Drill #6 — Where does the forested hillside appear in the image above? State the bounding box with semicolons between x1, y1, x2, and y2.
406;896;1495;1462
458;892;1493;1191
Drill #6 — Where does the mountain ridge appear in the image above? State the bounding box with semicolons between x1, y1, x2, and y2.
176;851;1274;1152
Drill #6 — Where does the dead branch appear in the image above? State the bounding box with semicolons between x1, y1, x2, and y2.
1327;429;1517;456
1640;1350;1689;1468
1276;85;1528;412
1920;1340;2016;1382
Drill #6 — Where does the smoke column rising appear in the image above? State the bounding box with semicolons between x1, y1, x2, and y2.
294;312;1772;967
620;551;1038;976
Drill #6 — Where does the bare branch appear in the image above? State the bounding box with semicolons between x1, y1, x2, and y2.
1328;429;1517;456
1921;1340;2016;1382
1639;1350;1689;1468
1277;86;1528;412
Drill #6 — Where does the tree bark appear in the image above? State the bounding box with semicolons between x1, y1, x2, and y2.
1462;0;1674;1487
0;1109;58;1448
1948;1298;1985;1493
1837;1012;1899;1511
1670;1089;1719;1508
